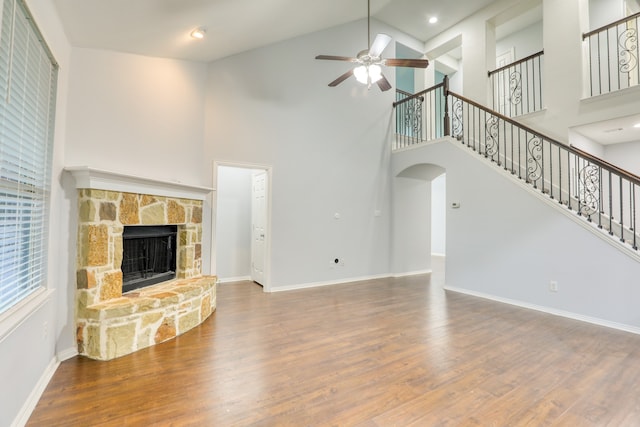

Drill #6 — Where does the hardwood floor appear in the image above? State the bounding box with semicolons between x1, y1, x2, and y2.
29;260;640;426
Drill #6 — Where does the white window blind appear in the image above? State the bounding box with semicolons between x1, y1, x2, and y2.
0;0;57;314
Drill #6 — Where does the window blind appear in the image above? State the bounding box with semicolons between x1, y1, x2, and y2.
0;0;57;314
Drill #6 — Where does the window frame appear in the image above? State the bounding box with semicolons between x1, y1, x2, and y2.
0;0;58;335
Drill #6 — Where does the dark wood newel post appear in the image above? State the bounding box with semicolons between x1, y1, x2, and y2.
443;75;450;137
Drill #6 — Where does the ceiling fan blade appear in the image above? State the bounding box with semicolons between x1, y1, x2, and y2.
369;33;392;58
316;55;358;62
384;58;430;68
376;74;392;92
328;69;354;87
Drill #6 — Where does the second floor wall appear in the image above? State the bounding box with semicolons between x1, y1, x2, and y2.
420;0;640;147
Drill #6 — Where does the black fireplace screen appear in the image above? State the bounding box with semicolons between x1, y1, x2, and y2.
121;225;177;293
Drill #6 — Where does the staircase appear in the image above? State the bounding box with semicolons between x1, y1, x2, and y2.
393;78;640;256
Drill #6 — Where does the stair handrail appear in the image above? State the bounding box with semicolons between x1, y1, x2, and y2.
446;90;640;186
569;144;640;185
582;11;640;39
487;50;544;77
393;82;443;107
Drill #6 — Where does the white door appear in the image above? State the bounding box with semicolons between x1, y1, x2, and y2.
251;171;267;285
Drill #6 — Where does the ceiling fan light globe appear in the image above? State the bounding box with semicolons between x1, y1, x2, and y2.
354;65;369;84
369;64;382;83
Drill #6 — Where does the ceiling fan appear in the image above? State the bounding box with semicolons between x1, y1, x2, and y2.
315;0;429;91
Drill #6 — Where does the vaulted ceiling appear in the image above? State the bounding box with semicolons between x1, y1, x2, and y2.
52;0;497;62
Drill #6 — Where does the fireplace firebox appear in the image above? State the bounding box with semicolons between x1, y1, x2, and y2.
122;225;177;293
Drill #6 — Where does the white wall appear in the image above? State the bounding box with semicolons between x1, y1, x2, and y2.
393;138;640;331
496;20;543;60
605;140;640;176
215;166;253;281
568;128;607;157
589;0;625;29
205;19;423;289
1;1;71;426
64;48;208;186
432;174;447;255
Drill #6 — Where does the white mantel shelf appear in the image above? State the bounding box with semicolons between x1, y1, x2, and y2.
64;166;213;201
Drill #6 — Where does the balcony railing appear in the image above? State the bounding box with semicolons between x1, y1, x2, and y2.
393;83;639;253
583;12;640;96
488;50;544;117
393;82;447;150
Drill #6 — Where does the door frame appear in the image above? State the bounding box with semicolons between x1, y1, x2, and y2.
212;160;273;292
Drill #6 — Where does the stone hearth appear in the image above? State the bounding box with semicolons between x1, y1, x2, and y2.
67;167;215;361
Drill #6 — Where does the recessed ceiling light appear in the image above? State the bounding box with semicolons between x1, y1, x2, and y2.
428;16;438;24
634;122;640;128
190;28;206;39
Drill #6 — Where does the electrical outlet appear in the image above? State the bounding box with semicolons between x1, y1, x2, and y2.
549;280;558;292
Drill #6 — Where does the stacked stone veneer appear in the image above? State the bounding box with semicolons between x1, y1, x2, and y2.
75;189;216;361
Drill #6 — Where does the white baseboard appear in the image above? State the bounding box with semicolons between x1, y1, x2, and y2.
392;269;432;278
11;356;60;427
431;253;446;258
445;285;640;336
57;346;78;362
218;276;252;284
270;274;390;292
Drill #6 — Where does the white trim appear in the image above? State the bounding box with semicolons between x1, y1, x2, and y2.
11;356;60;427
445;285;640;335
57;346;79;362
64;166;213;201
0;288;54;344
392;269;432;278
270;274;390;293
218;276;252;283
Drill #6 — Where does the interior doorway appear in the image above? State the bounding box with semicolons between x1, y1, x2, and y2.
392;164;446;279
213;162;272;291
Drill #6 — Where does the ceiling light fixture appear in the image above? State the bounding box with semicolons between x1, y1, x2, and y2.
428;16;438;24
634;122;640;128
354;64;383;86
190;27;206;39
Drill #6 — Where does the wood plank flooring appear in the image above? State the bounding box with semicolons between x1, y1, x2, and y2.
28;261;640;426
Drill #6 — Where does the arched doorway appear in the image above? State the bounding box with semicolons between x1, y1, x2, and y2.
392;163;446;281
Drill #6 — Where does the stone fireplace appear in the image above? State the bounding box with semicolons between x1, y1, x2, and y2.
67;167;216;361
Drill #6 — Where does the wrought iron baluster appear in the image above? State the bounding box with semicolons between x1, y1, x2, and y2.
618;27;637;87
633;182;638;250
578;163;599;220
549;139;554;200
598;167;603;228
451;97;463;141
526;134;543;188
608;170;614;235
567;151;572;209
620;178;625;242
598;33;603;94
